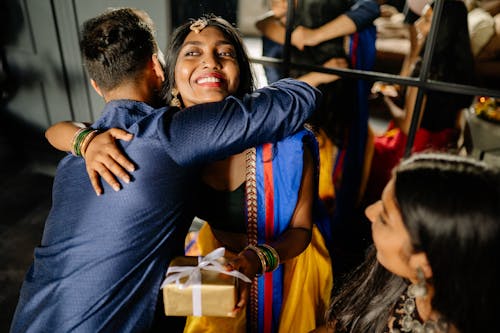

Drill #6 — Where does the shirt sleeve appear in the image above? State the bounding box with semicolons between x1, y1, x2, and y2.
345;0;380;31
161;78;321;166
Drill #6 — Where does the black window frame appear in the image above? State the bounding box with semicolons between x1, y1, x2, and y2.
249;0;500;158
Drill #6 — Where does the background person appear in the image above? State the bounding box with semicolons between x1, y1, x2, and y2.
256;0;381;284
364;0;477;205
317;153;500;333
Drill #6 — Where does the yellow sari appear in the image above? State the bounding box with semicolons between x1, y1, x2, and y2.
183;223;332;333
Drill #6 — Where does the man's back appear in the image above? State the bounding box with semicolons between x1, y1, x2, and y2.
10;79;321;332
12;100;194;332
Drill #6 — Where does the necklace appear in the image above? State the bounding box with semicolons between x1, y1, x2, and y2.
388;285;449;333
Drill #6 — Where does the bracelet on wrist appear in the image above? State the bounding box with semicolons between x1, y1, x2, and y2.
80;129;100;158
244;245;267;275
71;127;98;157
244;243;281;274
258;244;280;272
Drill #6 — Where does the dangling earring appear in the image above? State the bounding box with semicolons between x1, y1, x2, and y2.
408;267;428;298
391;267;448;333
170;88;181;108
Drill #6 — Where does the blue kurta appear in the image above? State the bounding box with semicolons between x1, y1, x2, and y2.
10;79;320;333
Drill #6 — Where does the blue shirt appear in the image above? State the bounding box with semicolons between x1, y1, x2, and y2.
10;79;320;333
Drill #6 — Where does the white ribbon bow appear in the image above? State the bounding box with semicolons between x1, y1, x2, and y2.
160;247;251;316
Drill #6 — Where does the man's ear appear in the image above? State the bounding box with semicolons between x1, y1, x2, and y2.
90;79;103;97
409;252;433;279
152;53;165;83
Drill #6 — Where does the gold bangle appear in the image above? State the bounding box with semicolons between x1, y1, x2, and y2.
259;244;280;272
244;245;267;275
80;130;100;158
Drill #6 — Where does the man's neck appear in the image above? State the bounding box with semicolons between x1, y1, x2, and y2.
103;82;157;106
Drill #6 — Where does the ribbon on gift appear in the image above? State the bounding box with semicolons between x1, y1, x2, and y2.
160;247;251;316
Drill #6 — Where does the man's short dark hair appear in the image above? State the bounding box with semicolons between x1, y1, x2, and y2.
80;8;158;92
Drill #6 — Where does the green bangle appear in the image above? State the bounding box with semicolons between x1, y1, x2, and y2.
72;128;94;157
70;127;87;156
258;244;280;272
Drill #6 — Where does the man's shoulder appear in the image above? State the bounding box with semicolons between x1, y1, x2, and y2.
95;100;170;129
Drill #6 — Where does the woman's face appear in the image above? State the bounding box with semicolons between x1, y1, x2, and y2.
365;178;415;279
174;26;240;107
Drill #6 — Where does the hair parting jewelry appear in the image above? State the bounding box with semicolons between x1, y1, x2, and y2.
189;18;208;33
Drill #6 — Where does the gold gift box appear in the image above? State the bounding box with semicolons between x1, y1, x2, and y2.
163;256;237;317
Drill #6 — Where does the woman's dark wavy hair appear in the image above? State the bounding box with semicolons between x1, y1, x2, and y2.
328;153;500;333
80;8;158;92
413;0;476;130
162;15;255;106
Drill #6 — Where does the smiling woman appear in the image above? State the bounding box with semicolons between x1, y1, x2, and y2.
157;15;332;333
170;24;241;106
163;15;254;108
316;153;500;333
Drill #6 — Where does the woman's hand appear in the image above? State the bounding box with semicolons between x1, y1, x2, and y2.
298;57;348;87
226;249;261;314
83;128;134;195
371;82;399;98
291;25;316;50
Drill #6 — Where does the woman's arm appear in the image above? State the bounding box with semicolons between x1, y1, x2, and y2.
255;12;287;45
268;143;314;258
229;143;315;310
45;121;90;152
45;121;135;195
291;15;357;51
255;0;288;44
386;86;426;135
297;57;348;87
291;0;379;50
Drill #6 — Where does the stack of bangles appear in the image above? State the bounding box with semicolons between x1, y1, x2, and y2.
244;244;280;274
71;127;100;157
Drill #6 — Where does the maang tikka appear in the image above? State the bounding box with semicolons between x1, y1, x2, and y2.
189;18;208;34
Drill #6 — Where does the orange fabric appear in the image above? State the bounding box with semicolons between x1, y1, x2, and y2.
365;124;459;204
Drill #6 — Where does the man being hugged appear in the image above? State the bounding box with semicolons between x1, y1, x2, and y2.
10;8;319;333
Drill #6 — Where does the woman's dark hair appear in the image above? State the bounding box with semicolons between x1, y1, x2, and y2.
163;15;255;106
326;246;406;332
328;153;500;333
413;0;476;130
80;8;158;92
395;153;500;333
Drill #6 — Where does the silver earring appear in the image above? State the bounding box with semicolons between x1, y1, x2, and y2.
407;267;428;298
170;88;181;108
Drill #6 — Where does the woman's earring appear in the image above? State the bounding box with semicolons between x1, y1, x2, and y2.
170;88;181;108
408;267;428;298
